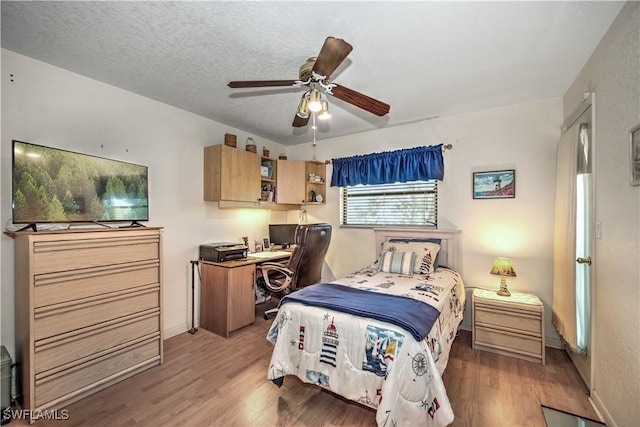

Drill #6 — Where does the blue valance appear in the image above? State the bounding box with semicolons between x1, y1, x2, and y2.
330;144;444;187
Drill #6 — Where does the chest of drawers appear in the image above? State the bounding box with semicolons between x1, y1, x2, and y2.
13;228;163;422
472;288;545;364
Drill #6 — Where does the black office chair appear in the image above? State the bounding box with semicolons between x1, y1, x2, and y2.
257;223;332;319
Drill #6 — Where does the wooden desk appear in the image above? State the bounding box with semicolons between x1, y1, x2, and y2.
200;252;290;337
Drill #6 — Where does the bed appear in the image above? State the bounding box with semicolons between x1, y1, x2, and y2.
266;228;465;427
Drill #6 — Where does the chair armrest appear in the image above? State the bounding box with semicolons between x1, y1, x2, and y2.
257;263;293;292
257;263;293;276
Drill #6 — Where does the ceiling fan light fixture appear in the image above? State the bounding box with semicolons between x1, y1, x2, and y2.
308;88;322;112
296;93;310;118
318;100;331;120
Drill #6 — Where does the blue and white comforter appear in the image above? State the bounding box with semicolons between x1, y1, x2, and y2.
267;266;465;427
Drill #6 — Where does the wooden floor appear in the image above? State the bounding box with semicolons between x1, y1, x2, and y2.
21;306;600;427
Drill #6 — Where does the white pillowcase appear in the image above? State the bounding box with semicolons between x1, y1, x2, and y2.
381;241;441;274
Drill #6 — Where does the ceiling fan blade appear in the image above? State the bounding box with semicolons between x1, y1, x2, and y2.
312;37;353;79
292;114;310;128
228;80;297;88
331;85;390;116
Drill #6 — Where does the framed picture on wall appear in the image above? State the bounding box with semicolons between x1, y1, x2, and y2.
630;124;640;186
473;170;516;199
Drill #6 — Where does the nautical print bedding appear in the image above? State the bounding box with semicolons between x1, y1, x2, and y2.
266;265;465;427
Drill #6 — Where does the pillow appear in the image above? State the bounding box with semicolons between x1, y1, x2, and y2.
378;250;416;275
388;238;442;267
381;241;441;274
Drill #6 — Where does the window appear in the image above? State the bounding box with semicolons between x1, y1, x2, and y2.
340;181;437;227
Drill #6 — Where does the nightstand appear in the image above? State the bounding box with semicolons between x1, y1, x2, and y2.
472;288;545;364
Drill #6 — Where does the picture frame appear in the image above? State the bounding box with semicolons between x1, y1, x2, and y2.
630;124;640;186
263;237;270;250
473;170;516;199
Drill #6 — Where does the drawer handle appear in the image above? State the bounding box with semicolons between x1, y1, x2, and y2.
576;256;591;265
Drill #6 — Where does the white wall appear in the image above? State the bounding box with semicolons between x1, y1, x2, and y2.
0;48;565;358
0;50;289;358
563;3;640;426
290;97;563;345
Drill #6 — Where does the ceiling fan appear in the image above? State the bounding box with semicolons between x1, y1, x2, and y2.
228;37;390;128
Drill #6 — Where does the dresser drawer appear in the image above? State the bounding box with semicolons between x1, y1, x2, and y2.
35;310;160;374
474;305;541;334
475;326;543;358
34;286;160;340
34;260;160;308
35;338;160;408
32;234;160;275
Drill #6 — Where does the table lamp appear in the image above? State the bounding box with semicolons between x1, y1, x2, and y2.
490;257;517;296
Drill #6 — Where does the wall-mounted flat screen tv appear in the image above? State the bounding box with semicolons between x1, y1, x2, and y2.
12;140;149;224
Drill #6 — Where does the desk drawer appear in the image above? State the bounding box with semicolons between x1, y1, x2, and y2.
35;338;160;407
34;287;159;340
35;311;160;374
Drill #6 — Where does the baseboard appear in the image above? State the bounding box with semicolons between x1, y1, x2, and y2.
590;389;616;427
545;335;563;349
163;322;189;339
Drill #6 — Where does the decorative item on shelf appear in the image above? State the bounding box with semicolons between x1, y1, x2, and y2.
261;184;274;202
263;147;270;157
261;162;273;179
245;137;257;153
490;257;517;296
309;188;317;202
279;153;287;160
224;133;237;147
316;194;323;203
308;173;324;183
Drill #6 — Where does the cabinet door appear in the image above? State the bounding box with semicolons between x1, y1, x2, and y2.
221;146;261;202
227;265;256;332
276;159;306;204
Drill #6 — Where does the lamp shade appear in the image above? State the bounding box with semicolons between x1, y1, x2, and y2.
296;93;310;119
490;257;517;277
318;99;331;120
308;88;322;112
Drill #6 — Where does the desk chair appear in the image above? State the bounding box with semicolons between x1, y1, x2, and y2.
257;223;332;319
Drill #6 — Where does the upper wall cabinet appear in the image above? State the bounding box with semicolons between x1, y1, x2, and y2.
276;159;306;204
204;144;261;203
203;144;326;208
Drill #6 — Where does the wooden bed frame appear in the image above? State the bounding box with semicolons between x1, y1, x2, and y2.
373;228;461;271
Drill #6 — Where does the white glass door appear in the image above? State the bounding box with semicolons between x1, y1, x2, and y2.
570;106;594;389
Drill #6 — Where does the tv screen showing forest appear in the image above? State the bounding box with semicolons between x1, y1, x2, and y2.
12;140;149;224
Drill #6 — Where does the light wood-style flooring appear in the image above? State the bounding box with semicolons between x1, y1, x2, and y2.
18;306;600;427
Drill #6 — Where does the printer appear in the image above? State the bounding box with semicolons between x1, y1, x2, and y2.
199;242;248;262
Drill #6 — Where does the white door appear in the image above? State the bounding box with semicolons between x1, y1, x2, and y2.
569;106;594;389
553;95;595;390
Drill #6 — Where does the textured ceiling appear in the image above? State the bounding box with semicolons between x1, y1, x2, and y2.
1;1;625;146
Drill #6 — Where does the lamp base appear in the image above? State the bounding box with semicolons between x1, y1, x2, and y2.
497;278;511;297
